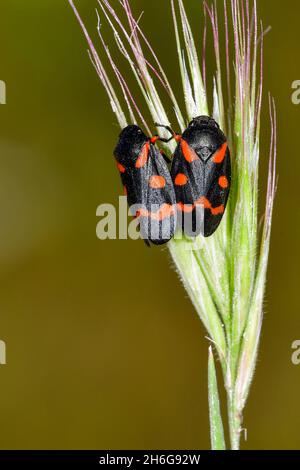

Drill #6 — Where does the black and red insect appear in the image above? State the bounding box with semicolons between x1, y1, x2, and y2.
157;116;231;237
114;125;176;245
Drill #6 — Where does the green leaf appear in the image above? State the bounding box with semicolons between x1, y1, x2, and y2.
208;346;226;450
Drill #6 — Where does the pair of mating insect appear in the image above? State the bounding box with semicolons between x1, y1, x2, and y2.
114;115;231;245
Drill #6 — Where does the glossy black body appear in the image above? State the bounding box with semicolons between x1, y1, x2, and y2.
114;125;176;245
171;116;231;237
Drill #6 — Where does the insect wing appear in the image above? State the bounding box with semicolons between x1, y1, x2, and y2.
138;144;176;245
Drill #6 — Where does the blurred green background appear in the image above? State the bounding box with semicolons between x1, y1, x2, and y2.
0;0;299;450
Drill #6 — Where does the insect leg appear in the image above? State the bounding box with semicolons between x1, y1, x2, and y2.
144;239;151;248
154;123;181;142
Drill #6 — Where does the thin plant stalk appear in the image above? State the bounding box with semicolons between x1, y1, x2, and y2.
69;0;277;450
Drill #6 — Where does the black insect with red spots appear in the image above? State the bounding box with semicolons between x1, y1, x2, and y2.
114;125;176;245
157;116;231;237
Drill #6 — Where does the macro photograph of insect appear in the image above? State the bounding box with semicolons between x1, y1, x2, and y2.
0;0;300;463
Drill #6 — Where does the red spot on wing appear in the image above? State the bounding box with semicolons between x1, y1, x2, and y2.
218;175;229;188
117;162;126;173
213;142;228;163
196;196;211;209
177;202;193;213
178;196;225;216
135;142;150;168
123;186;127;196
211;204;224;215
137;204;175;221
181;139;198;163
175;173;188;186
149;175;166;189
